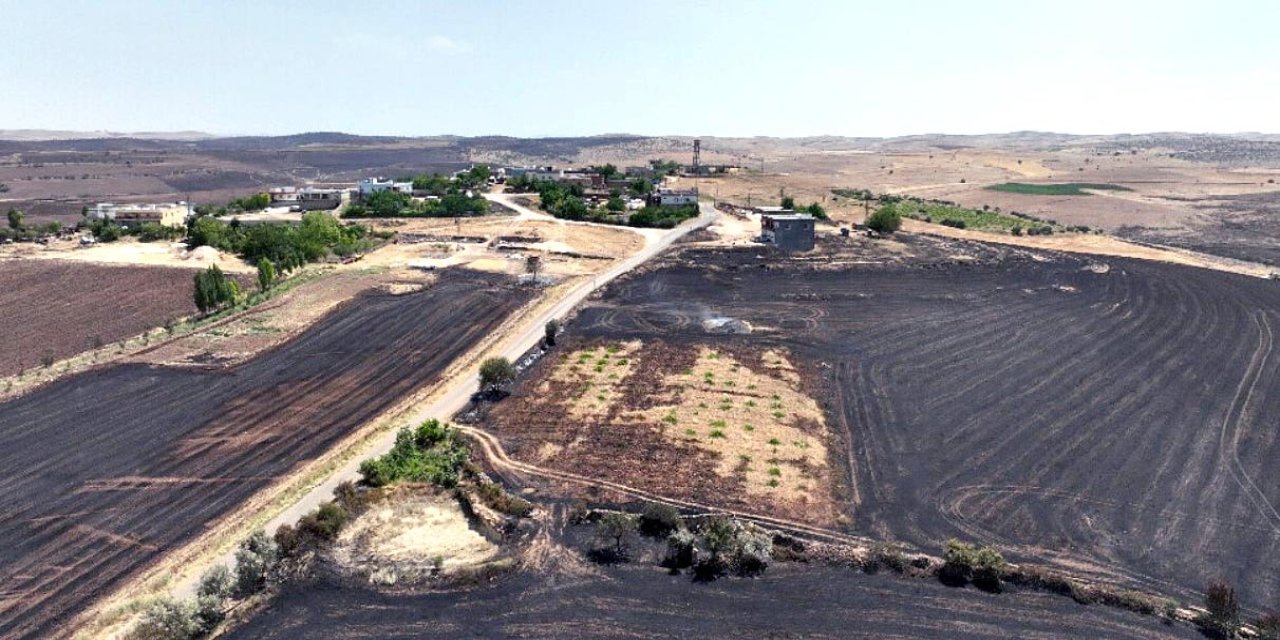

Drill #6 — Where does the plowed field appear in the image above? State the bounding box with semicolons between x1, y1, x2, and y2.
0;270;532;639
227;564;1198;639
494;239;1280;609
0;260;199;377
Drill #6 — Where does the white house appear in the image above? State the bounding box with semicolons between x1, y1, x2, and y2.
358;178;413;198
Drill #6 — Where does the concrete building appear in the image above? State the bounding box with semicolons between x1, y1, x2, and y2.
358;178;413;198
87;202;191;228
268;187;300;204
296;188;343;210
761;213;815;252
651;188;699;207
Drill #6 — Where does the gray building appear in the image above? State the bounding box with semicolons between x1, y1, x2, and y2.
761;213;815;252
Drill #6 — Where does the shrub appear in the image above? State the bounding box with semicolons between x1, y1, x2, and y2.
297;501;348;543
194;594;227;634
863;542;907;574
939;539;1002;589
127;598;202;640
544;319;559;347
233;531;279;597
696;518;771;579
665;528;697;569
358;420;468;488
592;513;639;563
940;218;967;229
1198;578;1240;638
196;564;234;600
866;206;902;234
476;480;534;517
639;502;681;538
273;523;301;558
478;356;516;395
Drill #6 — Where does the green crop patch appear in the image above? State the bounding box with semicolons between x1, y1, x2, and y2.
986;182;1133;196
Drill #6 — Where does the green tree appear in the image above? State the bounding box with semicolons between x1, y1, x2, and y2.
780;196;796;210
193;264;237;314
478;356;516;394
606;196;625;212
866;205;902;234
594;163;620;180
594;513;638;561
7;208;24;231
805;202;828;220
256;258;276;292
629;178;653;196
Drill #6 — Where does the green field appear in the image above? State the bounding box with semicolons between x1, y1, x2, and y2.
879;200;1066;235
986;182;1133;196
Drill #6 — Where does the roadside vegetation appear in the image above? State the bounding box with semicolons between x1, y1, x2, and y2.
358;420;469;488
987;182;1133;196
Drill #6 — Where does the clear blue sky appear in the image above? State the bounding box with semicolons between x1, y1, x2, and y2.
2;0;1276;137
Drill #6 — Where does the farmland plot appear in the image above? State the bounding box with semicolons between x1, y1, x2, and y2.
0;260;199;377
493;239;1280;609
0;270;532;639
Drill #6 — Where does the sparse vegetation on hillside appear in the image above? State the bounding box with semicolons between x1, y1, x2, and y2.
987;182;1133;196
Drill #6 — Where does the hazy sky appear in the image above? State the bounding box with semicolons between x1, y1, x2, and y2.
2;0;1276;137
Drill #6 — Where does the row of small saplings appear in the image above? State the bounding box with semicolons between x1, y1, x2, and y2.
574;502;1277;640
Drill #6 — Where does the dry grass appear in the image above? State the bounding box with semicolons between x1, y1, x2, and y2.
329;488;498;584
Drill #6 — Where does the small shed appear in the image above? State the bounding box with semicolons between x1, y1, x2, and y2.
761;213;815;252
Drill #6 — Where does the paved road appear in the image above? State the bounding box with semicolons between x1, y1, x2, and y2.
170;199;716;598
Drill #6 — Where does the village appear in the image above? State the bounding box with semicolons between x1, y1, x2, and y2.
5;139;817;253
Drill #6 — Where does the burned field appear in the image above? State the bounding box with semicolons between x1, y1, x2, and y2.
0;270;532;639
486;237;1280;609
0;260;199;377
228;556;1197;639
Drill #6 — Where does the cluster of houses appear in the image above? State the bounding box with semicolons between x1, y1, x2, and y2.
501;165;699;210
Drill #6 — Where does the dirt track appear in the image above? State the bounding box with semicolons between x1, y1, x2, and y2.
0;270;532;640
492;236;1280;610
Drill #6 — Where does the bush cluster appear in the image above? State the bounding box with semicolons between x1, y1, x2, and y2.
358;420;469;488
188;212;372;272
343;189;489;218
939;539;1006;591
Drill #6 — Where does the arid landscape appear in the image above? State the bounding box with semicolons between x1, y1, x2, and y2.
3;130;1280;640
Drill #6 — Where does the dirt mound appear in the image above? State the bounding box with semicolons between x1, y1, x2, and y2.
329;491;498;586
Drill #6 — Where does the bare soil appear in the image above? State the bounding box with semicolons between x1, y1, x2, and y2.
497;235;1280;611
0;259;200;377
